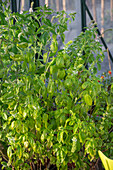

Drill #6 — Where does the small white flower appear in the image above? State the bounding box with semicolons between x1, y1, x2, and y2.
12;113;17;118
72;71;78;75
77;53;81;56
72;137;77;142
5;17;9;21
20;11;23;14
33;106;36;110
72;71;76;74
95;39;99;42
29;8;33;13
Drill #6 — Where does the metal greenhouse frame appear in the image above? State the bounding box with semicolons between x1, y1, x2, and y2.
10;0;113;62
81;0;113;62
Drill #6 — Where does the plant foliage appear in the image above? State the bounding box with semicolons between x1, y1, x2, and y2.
0;3;113;170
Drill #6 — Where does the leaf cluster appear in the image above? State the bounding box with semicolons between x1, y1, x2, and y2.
0;4;113;170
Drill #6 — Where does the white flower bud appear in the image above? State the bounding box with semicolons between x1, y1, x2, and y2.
29;8;33;13
20;11;23;14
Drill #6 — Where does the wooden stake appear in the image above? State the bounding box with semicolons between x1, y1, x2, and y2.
45;0;48;7
101;0;104;37
63;0;66;11
40;160;41;170
92;0;96;22
12;166;14;170
30;162;33;170
50;0;53;8
21;0;29;11
111;0;113;20
56;0;59;11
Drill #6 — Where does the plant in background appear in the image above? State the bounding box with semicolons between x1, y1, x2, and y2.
0;2;113;170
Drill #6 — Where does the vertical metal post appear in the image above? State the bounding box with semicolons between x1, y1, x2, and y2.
81;0;86;32
18;0;21;13
0;1;3;10
11;0;17;13
81;0;88;69
11;0;17;24
33;0;40;10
